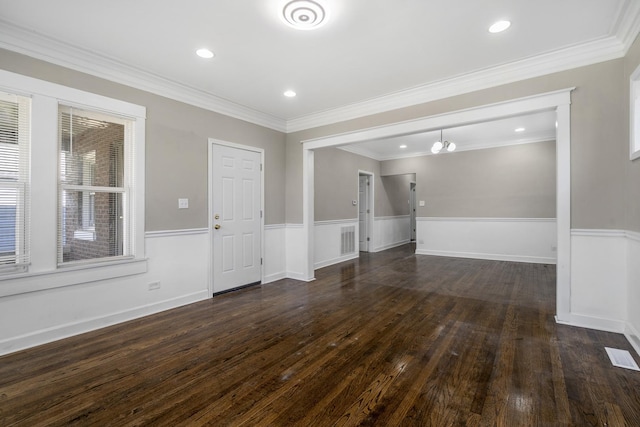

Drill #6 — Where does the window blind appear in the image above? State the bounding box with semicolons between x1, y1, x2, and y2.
0;91;31;269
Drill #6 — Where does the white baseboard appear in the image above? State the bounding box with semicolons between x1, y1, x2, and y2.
624;322;640;358
555;313;627;334
372;239;411;253
415;249;556;264
263;272;287;284
286;271;315;282
314;253;359;269
0;290;209;356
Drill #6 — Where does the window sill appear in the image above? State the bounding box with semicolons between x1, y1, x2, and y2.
0;258;148;297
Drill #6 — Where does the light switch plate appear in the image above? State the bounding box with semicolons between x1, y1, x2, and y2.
419;200;425;207
178;198;189;209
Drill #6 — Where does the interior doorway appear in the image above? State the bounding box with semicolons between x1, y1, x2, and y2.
409;182;416;242
301;89;572;322
358;172;373;252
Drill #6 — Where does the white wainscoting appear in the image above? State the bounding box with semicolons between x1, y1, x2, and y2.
285;224;308;281
0;229;210;356
559;229;640;357
264;224;286;284
314;219;359;269
372;216;411;252
626;231;640;356
566;230;628;333
415;217;557;264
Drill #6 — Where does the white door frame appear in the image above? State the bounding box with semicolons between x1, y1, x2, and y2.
358;170;374;252
208;138;265;297
301;88;573;322
409;181;416;241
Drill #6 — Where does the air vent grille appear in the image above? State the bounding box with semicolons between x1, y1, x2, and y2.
340;225;355;255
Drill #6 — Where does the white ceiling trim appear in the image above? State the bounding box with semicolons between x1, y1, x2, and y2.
614;0;640;51
0;21;288;132
302;88;573;149
286;36;624;133
1;1;639;136
338;134;556;161
287;1;640;132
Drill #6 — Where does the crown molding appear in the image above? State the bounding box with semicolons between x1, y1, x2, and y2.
0;21;287;132
2;0;639;136
286;35;627;132
614;0;640;52
338;134;556;161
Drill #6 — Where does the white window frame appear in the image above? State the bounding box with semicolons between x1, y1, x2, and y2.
58;108;131;263
0;91;30;274
630;64;640;161
0;70;146;297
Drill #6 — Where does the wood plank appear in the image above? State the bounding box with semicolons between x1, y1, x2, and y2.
1;245;640;426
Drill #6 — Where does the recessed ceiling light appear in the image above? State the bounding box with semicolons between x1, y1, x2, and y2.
399;144;407;149
284;90;297;97
196;48;214;59
489;20;511;33
515;127;525;132
281;0;328;30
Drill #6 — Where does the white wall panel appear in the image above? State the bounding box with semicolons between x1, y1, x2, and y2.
626;232;640;355
569;230;627;331
372;216;411;252
0;231;210;356
314;219;359;269
285;224;307;281
415;218;557;264
264;225;286;283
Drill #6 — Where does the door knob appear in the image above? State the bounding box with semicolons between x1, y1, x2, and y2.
214;224;221;230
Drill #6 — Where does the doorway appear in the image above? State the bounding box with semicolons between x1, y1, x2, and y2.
409;182;416;242
358;172;373;252
301;89;572;322
209;139;264;295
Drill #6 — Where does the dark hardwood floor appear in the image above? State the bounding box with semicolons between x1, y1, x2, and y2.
1;244;640;426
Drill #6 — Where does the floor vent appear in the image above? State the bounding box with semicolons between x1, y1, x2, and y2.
605;347;640;371
341;225;355;255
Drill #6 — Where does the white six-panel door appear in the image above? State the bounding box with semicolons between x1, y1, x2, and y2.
211;143;262;293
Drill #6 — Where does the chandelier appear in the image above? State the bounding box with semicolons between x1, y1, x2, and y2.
431;130;456;154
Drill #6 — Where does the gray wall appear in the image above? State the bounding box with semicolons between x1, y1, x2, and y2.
625;34;640;233
314;147;380;221
0;49;287;230
314;147;415;221
286;59;626;229
381;141;556;218
379;174;414;217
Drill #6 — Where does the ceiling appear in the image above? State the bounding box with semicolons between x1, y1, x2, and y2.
339;110;557;161
0;1;638;132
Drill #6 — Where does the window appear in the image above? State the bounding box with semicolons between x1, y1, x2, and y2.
0;69;146;295
58;107;131;264
0;91;30;272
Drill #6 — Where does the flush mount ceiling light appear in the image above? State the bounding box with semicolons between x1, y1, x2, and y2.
399;144;407;149
431;130;456;154
281;0;328;30
284;90;297;97
515;127;525;132
196;48;214;59
489;20;511;33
